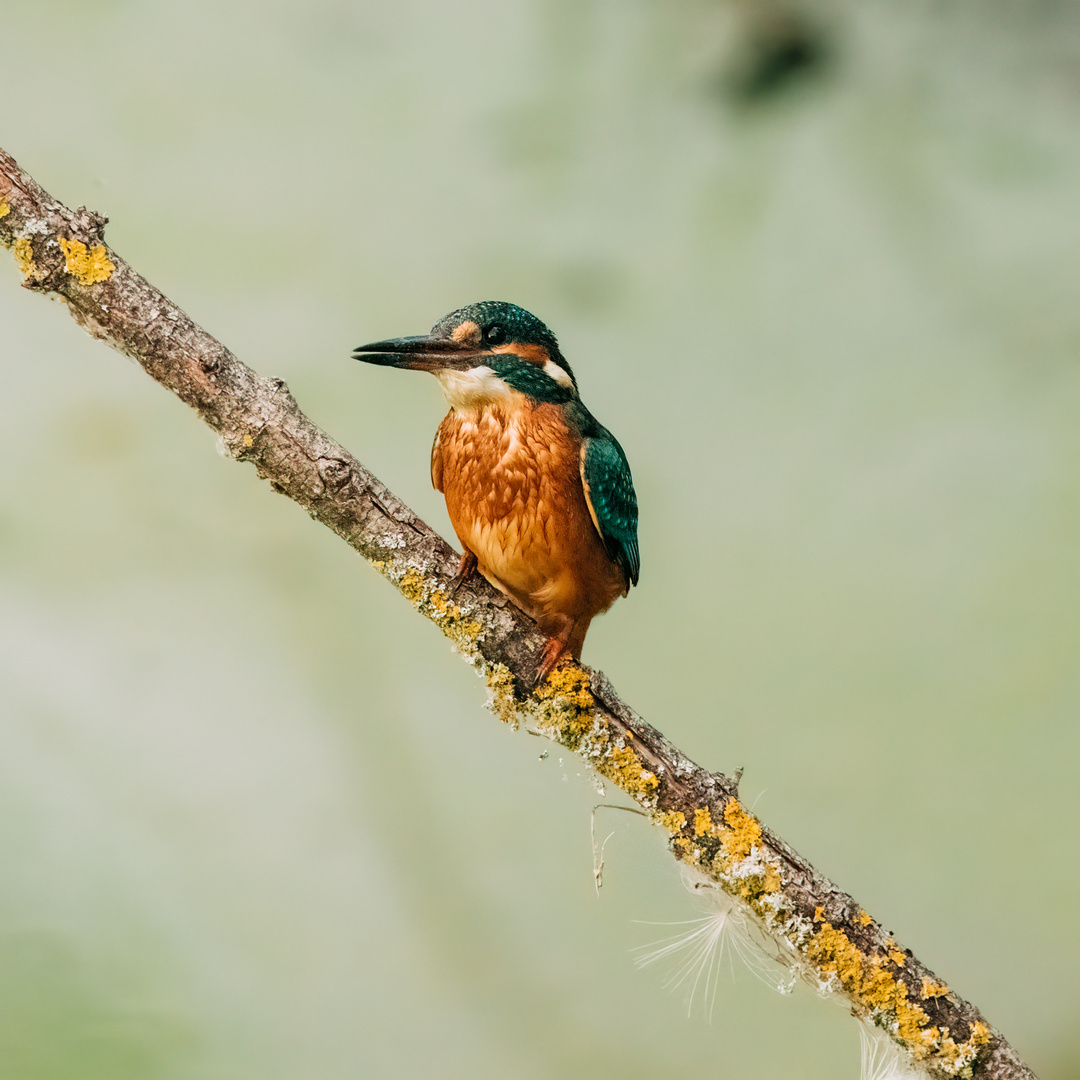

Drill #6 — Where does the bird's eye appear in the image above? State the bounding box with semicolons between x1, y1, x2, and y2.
484;324;507;346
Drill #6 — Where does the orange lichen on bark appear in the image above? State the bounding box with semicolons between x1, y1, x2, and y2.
656;809;695;860
688;799;764;860
599;742;659;799
538;664;594;713
720;799;763;861
804;921;990;1073
533;663;597;748
686;800;781;903
922;978;950;999
58;236;114;284
655;809;687;835
807;923;931;1044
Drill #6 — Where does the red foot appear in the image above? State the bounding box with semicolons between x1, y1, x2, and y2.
536;637;570;684
450;551;478;595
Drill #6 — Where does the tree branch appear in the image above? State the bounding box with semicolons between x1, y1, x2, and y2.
0;147;1036;1080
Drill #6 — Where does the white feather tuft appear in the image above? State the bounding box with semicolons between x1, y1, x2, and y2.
633;868;795;1020
859;1024;923;1080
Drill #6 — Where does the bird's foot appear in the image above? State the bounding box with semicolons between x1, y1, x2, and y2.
534;638;570;686
449;551;478;595
534;621;579;686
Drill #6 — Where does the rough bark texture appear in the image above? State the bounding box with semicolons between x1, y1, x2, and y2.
0;147;1037;1080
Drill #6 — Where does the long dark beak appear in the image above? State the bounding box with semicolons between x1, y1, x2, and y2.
352;334;482;372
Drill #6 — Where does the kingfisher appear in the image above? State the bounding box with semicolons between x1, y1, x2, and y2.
353;301;639;682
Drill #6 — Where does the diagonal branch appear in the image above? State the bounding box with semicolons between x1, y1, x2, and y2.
0;146;1036;1080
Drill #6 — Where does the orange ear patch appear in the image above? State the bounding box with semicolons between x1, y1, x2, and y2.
451;320;481;345
491;341;550;365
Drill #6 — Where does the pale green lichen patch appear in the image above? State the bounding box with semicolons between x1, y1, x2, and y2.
484;663;520;727
371;557;525;723
58;236;114;284
372;559;486;667
13;236;34;276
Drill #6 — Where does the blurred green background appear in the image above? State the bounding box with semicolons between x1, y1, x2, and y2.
2;1;1078;1077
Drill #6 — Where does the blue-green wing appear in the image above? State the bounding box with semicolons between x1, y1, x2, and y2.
580;432;640;587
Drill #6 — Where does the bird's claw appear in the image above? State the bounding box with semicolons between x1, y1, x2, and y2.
450;551;478;595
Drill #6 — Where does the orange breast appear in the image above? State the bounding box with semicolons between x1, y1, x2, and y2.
431;398;626;652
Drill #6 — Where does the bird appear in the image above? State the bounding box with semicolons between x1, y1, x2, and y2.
353;300;639;682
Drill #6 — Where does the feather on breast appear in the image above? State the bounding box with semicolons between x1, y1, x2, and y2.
431;398;627;644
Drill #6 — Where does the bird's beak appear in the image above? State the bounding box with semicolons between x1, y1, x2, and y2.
352;334;482;372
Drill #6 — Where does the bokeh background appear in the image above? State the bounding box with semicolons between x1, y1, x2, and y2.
2;1;1078;1077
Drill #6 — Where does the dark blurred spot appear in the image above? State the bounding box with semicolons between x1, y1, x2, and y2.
726;13;831;104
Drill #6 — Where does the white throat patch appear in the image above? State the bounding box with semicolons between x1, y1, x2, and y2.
435;366;515;409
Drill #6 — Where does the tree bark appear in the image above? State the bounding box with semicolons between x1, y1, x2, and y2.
0;146;1037;1080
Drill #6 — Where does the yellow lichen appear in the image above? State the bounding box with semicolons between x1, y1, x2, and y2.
857;910;874;926
682;799;781;901
537;664;594;712
58;236;114;284
0;199;9;220
921;978;949;999
533;664;596;748
13;236;34;276
761;862;781;894
693;806;714;837
671;835;695;861
653;809;692;860
720;799;763;861
655;809;687;835
807;923;944;1059
728;860;782;905
381;566;485;664
598;742;659;799
930;1019;992;1074
814;905;826;922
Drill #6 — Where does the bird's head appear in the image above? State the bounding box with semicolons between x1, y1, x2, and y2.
353;301;578;409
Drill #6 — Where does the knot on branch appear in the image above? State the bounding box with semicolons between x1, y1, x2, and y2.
70;205;109;244
317;457;354;491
